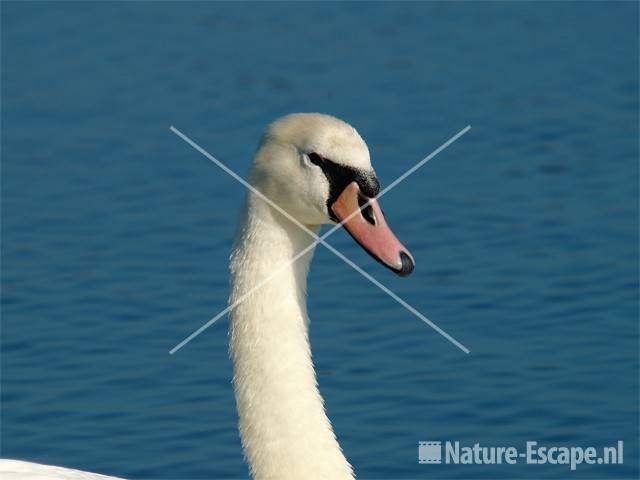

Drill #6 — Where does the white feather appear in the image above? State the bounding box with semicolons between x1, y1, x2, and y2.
0;460;123;480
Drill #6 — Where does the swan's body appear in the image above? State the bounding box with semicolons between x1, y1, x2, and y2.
0;459;123;479
1;113;413;480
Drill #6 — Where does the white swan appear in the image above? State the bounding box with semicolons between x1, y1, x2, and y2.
1;113;414;480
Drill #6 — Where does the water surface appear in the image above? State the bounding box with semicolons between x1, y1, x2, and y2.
2;2;638;479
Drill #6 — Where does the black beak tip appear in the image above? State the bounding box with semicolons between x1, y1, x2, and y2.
396;251;414;277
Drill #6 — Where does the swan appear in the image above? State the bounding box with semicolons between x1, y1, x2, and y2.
0;113;414;480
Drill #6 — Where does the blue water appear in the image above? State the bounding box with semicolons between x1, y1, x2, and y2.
2;2;638;479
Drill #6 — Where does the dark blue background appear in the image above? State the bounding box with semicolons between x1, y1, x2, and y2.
2;2;638;479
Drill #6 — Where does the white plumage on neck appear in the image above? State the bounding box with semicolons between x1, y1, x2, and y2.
229;193;354;480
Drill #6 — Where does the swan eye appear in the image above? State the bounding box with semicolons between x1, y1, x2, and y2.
308;152;323;166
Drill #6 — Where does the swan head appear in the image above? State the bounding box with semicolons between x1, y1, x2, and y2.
251;113;414;276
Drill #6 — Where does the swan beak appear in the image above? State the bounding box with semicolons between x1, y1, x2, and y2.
330;182;415;276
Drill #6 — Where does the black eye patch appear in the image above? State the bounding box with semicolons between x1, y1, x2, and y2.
308;152;380;217
308;152;324;167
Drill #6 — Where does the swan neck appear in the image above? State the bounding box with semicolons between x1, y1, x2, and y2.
229;195;354;480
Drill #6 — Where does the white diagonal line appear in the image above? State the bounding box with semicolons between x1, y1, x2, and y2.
169;125;471;354
167;125;469;354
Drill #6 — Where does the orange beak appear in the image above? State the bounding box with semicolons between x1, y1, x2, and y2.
330;182;414;276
